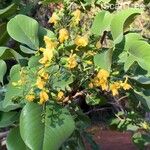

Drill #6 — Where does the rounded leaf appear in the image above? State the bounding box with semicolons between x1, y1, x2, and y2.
0;59;7;83
6;127;30;150
111;8;142;44
20;102;75;150
7;15;39;50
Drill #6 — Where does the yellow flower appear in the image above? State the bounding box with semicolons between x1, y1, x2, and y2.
39;91;49;105
44;36;58;50
67;54;78;69
96;41;101;49
110;82;121;96
26;94;35;102
36;77;46;89
74;36;88;47
141;121;150;130
48;13;59;25
38;68;49;80
97;69;109;80
84;51;96;57
59;28;69;43
89;82;94;88
93;77;100;87
57;91;64;101
93;77;108;91
39;36;58;67
39;47;53;66
71;9;81;26
121;77;132;90
39;48;45;52
99;78;109;91
85;60;93;65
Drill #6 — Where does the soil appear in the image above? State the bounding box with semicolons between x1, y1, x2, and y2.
87;125;139;150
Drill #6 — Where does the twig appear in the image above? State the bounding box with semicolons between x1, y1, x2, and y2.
100;31;107;46
85;107;112;115
118;95;128;102
0;131;9;140
72;90;87;99
62;90;87;103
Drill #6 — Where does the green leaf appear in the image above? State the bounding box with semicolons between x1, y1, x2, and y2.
129;41;150;61
96;0;111;3
6;127;30;150
124;55;136;72
20;102;75;150
28;55;41;68
0;22;9;45
7;15;39;50
41;0;63;4
51;69;73;91
131;76;150;85
2;65;22;112
119;33;149;72
91;10;112;36
0;111;20;128
94;48;112;71
86;94;106;106
124;33;143;51
111;8;142;44
0;59;7;84
128;40;150;73
132;132;150;150
38;26;56;44
134;90;150;111
20;45;36;54
84;0;94;4
0;3;17;19
0;46;21;61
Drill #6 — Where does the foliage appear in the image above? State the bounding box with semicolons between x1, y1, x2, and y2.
0;0;150;149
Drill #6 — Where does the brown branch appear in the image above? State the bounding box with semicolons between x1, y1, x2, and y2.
118;95;128;102
62;90;87;103
100;31;107;46
85;107;113;115
0;131;9;140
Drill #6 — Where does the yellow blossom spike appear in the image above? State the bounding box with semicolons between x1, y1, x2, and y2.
67;53;78;69
110;82;121;96
39;56;49;65
39;91;49;105
26;94;35;102
85;60;93;65
74;36;88;47
59;28;69;43
141;121;150;130
71;9;81;26
97;69;109;80
39;48;54;67
36;77;46;89
99;78;109;91
39;48;46;52
57;91;65;101
38;68;49;80
121;77;132;90
44;36;58;50
48;13;59;25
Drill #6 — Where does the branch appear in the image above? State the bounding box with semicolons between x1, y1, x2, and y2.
85;107;113;115
0;131;9;140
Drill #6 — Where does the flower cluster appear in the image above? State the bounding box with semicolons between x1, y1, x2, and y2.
90;69;132;96
12;8;132;106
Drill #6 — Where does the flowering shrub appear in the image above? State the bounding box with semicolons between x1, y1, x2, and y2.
0;0;150;149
